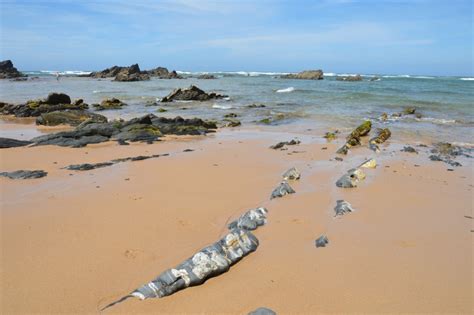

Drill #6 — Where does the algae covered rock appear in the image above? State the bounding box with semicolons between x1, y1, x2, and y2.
369;128;391;152
36;110;107;126
93;98;127;110
161;85;227;102
324;130;339;140
0;170;47;179
336;120;372;154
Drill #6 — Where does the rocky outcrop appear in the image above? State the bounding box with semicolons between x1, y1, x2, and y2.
0;60;26;79
89;65;127;78
336;74;363;81
281;70;324;80
93;98;127;111
0;137;32;148
1;94;88;117
0;170;47;179
145;67;182;79
36;110;107;126
161;85;227;102
28;114;216;147
113;64;150;81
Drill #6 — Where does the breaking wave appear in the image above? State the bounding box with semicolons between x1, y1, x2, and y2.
276;87;295;93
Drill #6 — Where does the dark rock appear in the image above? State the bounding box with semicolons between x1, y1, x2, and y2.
117;139;129;145
0;137;32;148
270;139;300;150
0;170;47;179
335;157;343;161
246;103;266;108
66;162;114;171
401;146;418;153
197;74;216;79
336;74;363;81
270;181;295;199
150;116;217;135
44;92;71;105
281;70;324;80
0;60;26;79
224;113;238;118
93;98;127;110
429;155;443;161
145;67;182;79
315;235;329;248
334;200;355;217
161;85;227;102
89;65;127;78
36;110;107;126
370;76;380;81
248;307;277;315
228;207;268;231
447;160;462;167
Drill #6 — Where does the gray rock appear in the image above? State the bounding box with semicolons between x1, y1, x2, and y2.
270;181;295;199
336;74;363;81
315;235;329;248
0;170;47;179
248;307;277;315
429;155;443;161
101;229;259;310
228;207;268;231
336;168;366;188
334;200;355;217
401;146;418;153
0;137;32;148
282;167;301;180
66;162;115;171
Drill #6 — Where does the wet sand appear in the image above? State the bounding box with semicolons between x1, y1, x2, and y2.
1;127;473;314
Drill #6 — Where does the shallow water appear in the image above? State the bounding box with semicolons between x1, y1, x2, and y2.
0;72;473;143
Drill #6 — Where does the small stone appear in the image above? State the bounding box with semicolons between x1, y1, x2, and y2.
315;235;329;248
282;167;300;181
270;181;295;199
248;307;277;315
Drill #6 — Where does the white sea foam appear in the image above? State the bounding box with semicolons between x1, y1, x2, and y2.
460;77;474;81
276;87;295;93
212;104;233;109
40;70;91;76
417;117;457;124
413;76;435;79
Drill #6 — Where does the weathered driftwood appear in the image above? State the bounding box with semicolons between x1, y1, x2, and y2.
270;181;295;199
228;207;268;231
334;200;355;217
101;229;259;310
336;121;372;155
369;128;391;152
282;167;301;180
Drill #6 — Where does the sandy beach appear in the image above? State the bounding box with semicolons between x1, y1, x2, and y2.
1;123;472;314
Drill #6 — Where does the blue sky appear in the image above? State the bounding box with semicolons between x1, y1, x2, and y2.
0;0;472;75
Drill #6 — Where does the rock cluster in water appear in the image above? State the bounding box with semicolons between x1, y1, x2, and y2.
88;64;182;81
336;74;363;81
281;70;324;80
161;85;227;102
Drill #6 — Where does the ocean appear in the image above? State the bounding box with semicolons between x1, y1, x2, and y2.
1;71;473;144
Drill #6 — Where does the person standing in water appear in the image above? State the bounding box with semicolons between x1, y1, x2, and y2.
55;72;60;81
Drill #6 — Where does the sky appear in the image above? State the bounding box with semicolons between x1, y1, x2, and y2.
0;0;472;75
